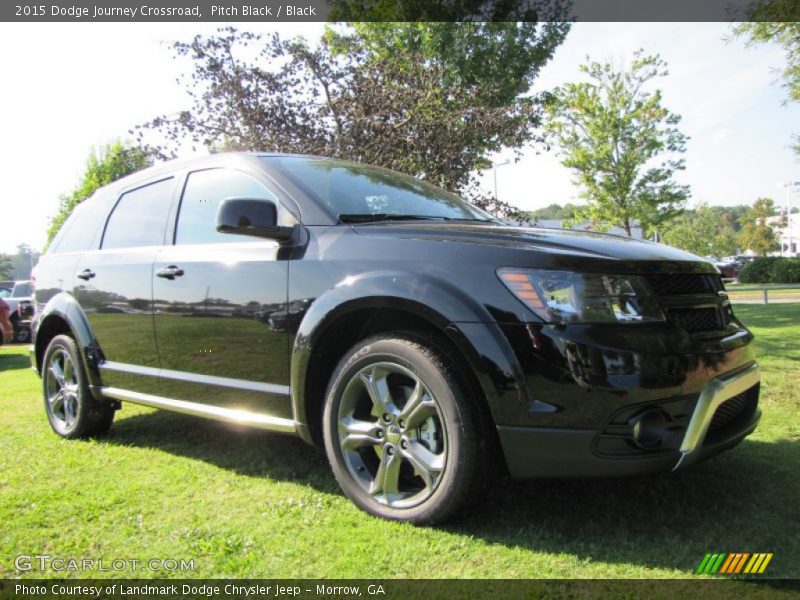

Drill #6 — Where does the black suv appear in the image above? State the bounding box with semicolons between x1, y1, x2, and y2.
31;153;761;524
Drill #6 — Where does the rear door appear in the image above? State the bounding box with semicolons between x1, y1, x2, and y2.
152;167;293;419
74;176;177;395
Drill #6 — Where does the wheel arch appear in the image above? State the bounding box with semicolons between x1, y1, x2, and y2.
290;272;525;445
34;293;103;390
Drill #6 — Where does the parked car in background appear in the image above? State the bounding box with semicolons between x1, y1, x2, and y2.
0;298;13;345
714;261;738;280
30;153;761;524
5;280;33;342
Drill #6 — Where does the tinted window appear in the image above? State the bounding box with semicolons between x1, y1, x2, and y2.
175;169;280;245
51;199;102;254
266;156;493;221
102;179;174;249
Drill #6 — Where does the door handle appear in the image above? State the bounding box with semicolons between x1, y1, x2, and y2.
156;265;184;280
77;269;95;281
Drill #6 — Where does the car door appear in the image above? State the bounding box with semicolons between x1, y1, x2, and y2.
74;176;178;395
152;167;293;419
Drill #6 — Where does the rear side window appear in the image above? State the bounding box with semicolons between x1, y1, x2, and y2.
51;199;102;254
102;178;174;250
175;169;281;245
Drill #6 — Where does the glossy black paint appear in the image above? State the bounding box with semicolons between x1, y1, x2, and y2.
31;153;760;478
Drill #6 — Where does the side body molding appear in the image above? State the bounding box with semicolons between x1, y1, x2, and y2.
289;271;528;443
33;292;103;389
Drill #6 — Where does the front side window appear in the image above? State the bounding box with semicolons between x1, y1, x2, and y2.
102;178;174;250
265;156;494;222
175;169;281;245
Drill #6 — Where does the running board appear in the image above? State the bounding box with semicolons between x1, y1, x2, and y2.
100;387;297;434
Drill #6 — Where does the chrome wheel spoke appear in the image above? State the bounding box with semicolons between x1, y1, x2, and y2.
63;358;75;385
340;417;383;450
49;390;65;415
49;361;64;387
371;449;402;499
404;400;437;429
402;440;444;489
360;367;393;416
64;397;76;426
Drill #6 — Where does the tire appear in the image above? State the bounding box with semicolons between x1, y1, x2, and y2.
42;334;115;438
14;326;30;344
322;332;487;525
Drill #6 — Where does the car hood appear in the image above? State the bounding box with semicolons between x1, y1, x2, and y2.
352;222;713;268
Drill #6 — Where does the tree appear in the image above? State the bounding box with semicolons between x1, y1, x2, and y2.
734;2;800;152
0;254;12;280
134;23;570;219
738;197;780;256
11;244;40;280
544;51;690;237
47;141;153;245
661;204;739;257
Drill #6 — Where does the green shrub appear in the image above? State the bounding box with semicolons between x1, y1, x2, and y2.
771;258;800;283
738;257;781;283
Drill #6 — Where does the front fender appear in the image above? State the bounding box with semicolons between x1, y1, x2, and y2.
34;292;103;388
290;271;528;440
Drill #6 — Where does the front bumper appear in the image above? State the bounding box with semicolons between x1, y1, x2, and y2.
498;362;761;478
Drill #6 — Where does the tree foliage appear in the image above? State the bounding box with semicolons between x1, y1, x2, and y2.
134;23;570;219
738;197;780;257
734;2;800;152
660;203;739;257
544;51;690;237
47;141;153;245
0;254;12;281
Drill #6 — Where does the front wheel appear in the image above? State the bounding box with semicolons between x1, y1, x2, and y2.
323;333;487;524
42;335;115;438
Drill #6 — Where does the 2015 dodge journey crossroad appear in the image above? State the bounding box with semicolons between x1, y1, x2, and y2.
31;153;761;524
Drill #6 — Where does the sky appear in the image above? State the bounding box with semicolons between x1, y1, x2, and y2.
0;21;798;253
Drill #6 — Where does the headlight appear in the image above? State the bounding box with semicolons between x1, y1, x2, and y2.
498;268;665;324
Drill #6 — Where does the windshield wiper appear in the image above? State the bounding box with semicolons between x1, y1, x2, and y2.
338;214;491;224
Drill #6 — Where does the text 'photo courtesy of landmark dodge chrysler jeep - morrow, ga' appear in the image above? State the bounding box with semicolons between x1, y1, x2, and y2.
30;153;761;524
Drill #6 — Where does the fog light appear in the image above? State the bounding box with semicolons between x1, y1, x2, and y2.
630;409;670;449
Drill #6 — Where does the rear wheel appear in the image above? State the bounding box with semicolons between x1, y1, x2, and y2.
323;332;486;524
42;335;114;438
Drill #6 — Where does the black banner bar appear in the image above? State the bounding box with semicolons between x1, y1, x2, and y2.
2;579;800;600
0;0;787;23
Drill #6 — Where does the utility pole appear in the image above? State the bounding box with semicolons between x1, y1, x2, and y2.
492;159;510;200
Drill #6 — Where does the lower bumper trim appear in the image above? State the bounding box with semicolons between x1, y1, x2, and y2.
672;362;760;470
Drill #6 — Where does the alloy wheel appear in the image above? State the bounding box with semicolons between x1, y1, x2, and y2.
45;348;80;433
336;361;448;509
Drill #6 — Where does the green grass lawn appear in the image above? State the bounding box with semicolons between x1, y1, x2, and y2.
0;304;798;582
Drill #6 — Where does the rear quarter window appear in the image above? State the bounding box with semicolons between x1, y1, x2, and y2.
50;197;104;254
102;178;175;249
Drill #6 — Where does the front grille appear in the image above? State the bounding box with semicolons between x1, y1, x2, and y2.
645;273;719;296
644;273;728;334
669;307;723;333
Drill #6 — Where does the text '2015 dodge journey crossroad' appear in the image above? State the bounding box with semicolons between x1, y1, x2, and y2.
31;153;761;524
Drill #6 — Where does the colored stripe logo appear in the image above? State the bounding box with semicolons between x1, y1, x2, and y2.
696;553;773;574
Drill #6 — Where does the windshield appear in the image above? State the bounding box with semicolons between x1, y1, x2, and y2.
264;156;495;223
12;282;31;297
0;288;10;298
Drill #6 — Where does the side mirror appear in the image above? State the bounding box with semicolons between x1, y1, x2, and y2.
216;198;294;242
